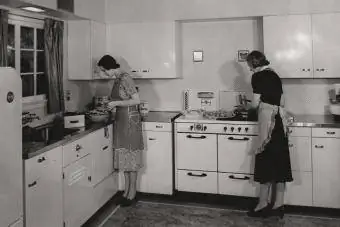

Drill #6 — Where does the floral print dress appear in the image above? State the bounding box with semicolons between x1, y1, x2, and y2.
111;72;144;171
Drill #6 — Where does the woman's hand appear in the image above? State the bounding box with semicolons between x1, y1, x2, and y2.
107;101;121;110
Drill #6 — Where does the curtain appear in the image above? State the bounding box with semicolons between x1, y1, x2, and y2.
0;9;8;67
44;18;64;113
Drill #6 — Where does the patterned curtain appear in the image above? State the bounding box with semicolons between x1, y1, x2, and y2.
44;18;64;113
0;9;8;67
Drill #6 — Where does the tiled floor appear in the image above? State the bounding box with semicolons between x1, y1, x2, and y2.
100;202;340;227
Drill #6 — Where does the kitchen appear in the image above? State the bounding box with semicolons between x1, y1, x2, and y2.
2;0;340;226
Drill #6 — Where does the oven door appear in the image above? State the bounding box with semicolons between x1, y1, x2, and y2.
218;135;257;174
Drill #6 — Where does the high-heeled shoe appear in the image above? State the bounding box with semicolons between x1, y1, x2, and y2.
271;206;285;219
247;205;272;218
120;197;137;207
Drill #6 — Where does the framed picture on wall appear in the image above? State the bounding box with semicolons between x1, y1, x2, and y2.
238;50;249;62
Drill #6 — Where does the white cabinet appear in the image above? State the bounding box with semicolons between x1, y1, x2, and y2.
74;0;106;22
263;15;313;78
312;13;340;78
264;13;340;78
138;127;173;194
285;171;313;206
24;147;63;227
176;133;217;171
108;22;180;79
91;126;114;186
68;20;106;80
23;0;57;9
63;154;94;227
312;137;340;208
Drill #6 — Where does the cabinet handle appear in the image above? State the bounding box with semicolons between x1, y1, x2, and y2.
229;175;250;180
155;125;163;129
37;157;46;163
186;135;206;139
227;137;250;141
102;146;109;150
315;145;324;149
70;120;79;124
28;181;37;188
148;138;156;141
104;127;109;138
316;68;320;72
88;176;92;182
131;70;137;73
326;131;335;135
320;68;325;72
75;144;82;151
187;172;207;177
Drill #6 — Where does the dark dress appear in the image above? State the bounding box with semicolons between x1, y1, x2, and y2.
251;69;293;184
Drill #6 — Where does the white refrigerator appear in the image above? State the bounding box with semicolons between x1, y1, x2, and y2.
0;68;23;227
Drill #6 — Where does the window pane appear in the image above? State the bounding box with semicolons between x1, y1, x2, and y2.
8;49;15;68
8;24;15;48
20;26;34;49
21;75;34;97
21;51;34;73
37;51;45;72
37;74;48;95
37;29;44;50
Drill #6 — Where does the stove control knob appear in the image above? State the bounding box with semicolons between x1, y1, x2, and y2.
231;127;234;132
238;127;242;132
190;126;194;131
195;124;202;131
224;127;227;132
245;127;249;132
203;126;207;131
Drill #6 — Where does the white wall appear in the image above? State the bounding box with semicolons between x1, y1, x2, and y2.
106;0;340;23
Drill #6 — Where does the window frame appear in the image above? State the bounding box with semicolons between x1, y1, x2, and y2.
8;14;47;102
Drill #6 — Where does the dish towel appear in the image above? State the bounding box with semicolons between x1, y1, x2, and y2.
254;102;292;154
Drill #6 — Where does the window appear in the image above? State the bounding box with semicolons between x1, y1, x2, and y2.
7;15;48;100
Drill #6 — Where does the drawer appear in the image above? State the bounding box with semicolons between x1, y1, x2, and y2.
177;170;218;194
218;173;258;197
63;135;91;167
312;128;340;138
25;147;62;185
143;122;171;132
64;115;85;128
176;133;217;171
287;127;311;137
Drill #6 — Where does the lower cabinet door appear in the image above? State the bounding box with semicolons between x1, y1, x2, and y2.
218;173;258;197
285;171;313;206
177;170;218;194
63;155;94;227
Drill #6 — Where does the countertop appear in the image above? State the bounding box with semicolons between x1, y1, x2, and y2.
23;121;113;160
142;111;182;123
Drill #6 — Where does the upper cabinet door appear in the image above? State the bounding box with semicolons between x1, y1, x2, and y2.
74;0;106;22
312;13;340;78
263;15;313;78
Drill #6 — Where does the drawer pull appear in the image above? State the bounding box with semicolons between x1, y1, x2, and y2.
186;135;206;139
315;145;324;149
229;175;250;180
156;125;163;129
37;157;46;163
148;138;156;141
88;176;92;182
70;120;79;123
187;172;207;177
228;137;250;141
326;131;335;135
104;127;109;138
102;146;109;150
28;181;37;188
75;144;82;151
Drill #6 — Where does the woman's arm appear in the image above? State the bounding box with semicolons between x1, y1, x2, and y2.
108;93;141;108
251;93;261;109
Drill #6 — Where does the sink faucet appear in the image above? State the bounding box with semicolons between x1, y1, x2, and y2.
22;112;40;125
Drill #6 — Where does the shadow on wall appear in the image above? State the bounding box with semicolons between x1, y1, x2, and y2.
218;59;252;92
134;79;161;109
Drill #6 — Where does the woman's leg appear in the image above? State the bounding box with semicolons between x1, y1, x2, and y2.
254;183;271;211
127;171;138;200
273;182;285;209
123;171;130;198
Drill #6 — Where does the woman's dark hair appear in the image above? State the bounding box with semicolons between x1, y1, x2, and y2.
97;55;120;70
246;50;270;68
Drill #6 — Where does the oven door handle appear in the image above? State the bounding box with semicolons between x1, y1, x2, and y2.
186;135;206;139
187;172;207;177
228;136;250;141
229;175;250;180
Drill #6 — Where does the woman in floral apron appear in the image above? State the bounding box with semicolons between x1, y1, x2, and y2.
245;51;293;218
97;55;144;207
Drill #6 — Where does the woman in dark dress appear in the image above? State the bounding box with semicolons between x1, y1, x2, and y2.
246;51;293;218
